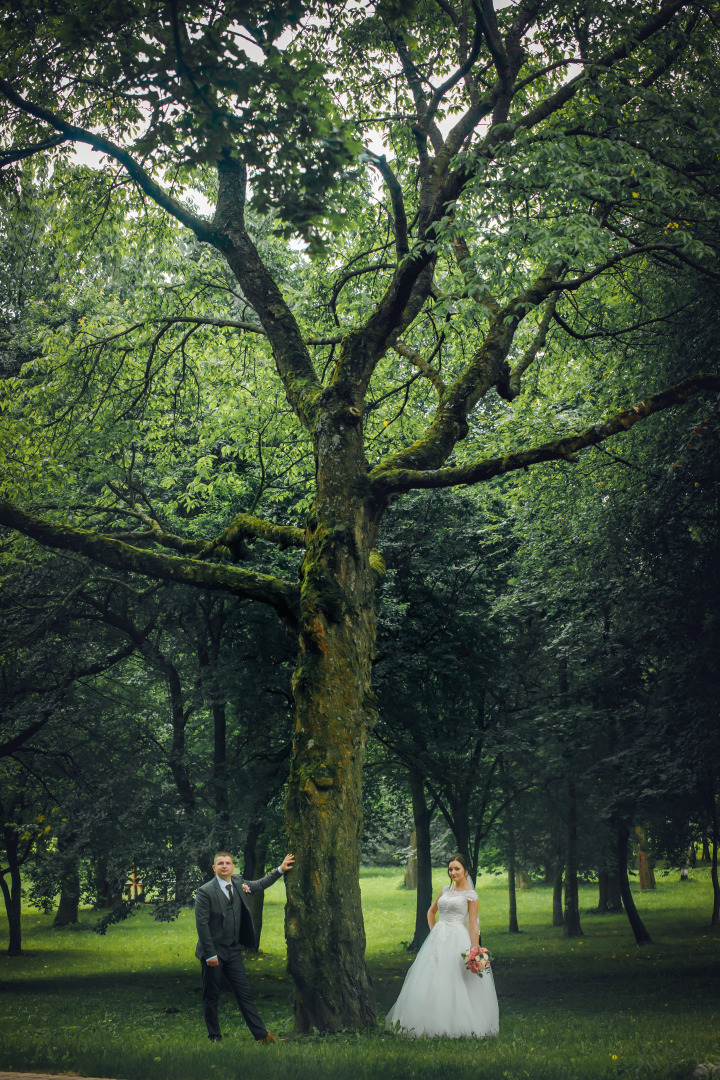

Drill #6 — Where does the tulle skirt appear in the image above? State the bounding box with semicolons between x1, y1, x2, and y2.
385;920;499;1039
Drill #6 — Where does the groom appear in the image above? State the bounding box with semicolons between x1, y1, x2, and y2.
195;849;295;1044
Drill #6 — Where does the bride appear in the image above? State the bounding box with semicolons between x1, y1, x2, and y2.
385;853;499;1038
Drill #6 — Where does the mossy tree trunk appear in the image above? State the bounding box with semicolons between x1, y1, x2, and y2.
284;403;379;1032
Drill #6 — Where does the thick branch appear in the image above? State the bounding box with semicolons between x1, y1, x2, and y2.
213;154;321;428
373;272;556;476
0;501;300;621
370;373;720;496
211;512;306;554
368;154;409;258
502;293;558;399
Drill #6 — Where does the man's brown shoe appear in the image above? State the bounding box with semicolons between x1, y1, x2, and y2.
259;1033;276;1044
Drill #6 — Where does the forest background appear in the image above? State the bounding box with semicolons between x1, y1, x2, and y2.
0;0;719;1042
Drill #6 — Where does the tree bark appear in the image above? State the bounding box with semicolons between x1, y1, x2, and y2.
407;766;433;951
616;826;652;945
284;407;378;1032
563;779;583;937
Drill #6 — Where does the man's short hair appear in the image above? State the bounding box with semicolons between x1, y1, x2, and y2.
213;851;234;863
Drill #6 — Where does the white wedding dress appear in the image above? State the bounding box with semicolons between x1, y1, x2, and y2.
385;885;499;1038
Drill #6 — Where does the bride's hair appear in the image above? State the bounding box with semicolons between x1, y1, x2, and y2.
448;853;470;876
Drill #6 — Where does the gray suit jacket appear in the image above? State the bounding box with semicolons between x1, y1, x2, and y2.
194;869;282;960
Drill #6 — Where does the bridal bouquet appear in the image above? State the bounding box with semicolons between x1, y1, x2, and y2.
461;945;493;977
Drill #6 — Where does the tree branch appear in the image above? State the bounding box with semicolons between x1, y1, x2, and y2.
0;77;216;245
0;132;68;167
370;373;720;496
0;501;300;622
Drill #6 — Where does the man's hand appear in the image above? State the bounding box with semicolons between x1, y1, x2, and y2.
280;853;295;873
206;957;219;967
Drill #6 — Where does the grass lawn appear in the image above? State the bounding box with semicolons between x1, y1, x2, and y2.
1;867;719;1080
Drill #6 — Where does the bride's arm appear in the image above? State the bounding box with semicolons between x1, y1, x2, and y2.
468;898;479;948
427;892;441;931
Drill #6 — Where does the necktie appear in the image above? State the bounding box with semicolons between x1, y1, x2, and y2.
227;883;233;901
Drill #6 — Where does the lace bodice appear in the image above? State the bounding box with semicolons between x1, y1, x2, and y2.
437;885;478;926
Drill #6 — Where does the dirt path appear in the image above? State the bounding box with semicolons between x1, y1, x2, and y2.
0;1073;113;1080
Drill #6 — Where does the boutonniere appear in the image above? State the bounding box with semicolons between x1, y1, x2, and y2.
242;883;251;893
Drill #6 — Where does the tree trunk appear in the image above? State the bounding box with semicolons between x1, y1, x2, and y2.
607;872;623;912
243;819;268;948
517;870;531;890
212;702;229;829
597;870;608;912
552;862;564;927
616;825;652;945
404;829;418;889
702;836;711;862
0;826;23;955
709;789;720;928
407;766;433;951
54;852;80;927
284;412;377;1032
635;826;656;890
563;780;583;937
507;828;519;934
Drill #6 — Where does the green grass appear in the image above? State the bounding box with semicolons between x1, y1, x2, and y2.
1;868;719;1080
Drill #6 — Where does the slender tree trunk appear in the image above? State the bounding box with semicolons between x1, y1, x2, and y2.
212;702;229;828
197;609;230;830
563;779;583;937
607;872;623;912
597;870;608;912
508;852;519;933
552;862;564;927
54;846;80;928
404;829;418;889
635;826;656;890
243;819;268;948
709;790;720;928
616;825;652;945
0;826;22;955
408;766;433;951
702;836;711;862
284;412;377;1032
507;819;519;933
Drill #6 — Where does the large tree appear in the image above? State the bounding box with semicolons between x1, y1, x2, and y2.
1;0;720;1030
